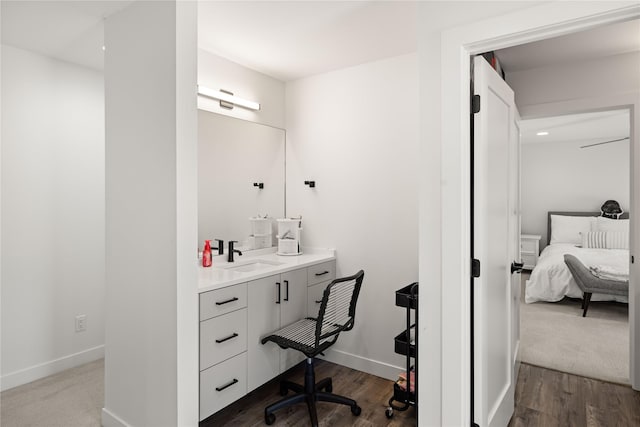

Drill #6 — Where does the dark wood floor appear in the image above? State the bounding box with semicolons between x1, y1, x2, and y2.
201;360;639;427
200;359;415;427
509;363;640;427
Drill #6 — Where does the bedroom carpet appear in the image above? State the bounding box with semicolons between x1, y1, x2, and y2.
519;273;629;385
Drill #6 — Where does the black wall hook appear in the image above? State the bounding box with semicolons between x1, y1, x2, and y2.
304;180;316;188
253;182;264;189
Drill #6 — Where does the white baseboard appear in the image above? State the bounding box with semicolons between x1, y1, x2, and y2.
320;348;403;381
0;345;104;392
102;407;132;427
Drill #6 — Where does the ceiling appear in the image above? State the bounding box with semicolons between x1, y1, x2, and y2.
0;2;637;82
519;109;630;146
0;1;132;71
1;1;538;80
496;18;640;73
197;1;418;82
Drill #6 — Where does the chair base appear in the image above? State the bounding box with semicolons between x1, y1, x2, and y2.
264;358;361;427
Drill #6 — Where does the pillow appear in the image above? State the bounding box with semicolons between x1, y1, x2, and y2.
582;231;629;250
550;215;596;245
596;217;629;234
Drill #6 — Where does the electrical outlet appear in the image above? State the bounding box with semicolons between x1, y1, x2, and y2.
75;315;87;332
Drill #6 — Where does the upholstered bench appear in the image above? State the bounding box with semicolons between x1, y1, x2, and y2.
563;254;629;317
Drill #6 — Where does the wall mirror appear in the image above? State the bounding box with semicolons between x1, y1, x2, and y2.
198;110;285;251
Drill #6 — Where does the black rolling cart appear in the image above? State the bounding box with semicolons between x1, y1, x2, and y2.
386;283;418;419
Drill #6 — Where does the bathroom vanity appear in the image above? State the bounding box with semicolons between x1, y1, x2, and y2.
198;249;336;421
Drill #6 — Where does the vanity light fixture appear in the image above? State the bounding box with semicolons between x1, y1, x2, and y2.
197;85;261;111
536;131;549;136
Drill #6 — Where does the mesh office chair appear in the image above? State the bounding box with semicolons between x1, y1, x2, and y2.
260;270;365;426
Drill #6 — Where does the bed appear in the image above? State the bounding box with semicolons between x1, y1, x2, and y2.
524;211;630;304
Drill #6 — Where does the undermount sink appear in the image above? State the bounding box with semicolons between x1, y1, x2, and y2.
223;259;283;273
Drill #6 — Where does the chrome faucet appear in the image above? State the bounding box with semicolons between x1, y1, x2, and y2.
228;241;243;262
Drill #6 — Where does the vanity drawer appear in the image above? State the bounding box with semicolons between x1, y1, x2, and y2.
199;352;247;421
307;261;336;286
200;308;247;370
200;282;247;321
307;280;332;316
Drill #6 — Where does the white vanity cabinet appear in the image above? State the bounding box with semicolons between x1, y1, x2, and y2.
198;254;336;421
247;268;308;391
199;282;248;420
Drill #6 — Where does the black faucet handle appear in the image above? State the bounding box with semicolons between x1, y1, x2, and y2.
213;239;224;254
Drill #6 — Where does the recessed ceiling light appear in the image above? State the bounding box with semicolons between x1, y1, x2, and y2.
536;131;549;136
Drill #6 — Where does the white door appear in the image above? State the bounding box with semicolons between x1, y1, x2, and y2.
473;55;519;427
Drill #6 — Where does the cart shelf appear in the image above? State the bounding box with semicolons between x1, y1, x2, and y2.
395;282;419;309
394;325;416;358
386;282;418;419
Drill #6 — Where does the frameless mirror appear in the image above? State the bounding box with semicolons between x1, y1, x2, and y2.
198;110;285;251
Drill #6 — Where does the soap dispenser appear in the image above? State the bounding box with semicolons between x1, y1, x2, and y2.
203;240;212;267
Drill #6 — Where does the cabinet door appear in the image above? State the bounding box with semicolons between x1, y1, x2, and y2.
247;275;280;391
280;268;308;372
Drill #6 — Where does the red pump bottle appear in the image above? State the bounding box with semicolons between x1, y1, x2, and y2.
202;240;212;267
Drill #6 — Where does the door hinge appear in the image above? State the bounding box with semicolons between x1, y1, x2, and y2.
472;94;481;114
472;258;481;278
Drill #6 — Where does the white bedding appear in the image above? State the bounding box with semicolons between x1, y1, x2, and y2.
525;243;629;304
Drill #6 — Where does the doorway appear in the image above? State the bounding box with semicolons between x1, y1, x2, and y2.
423;3;640;426
471;18;638;427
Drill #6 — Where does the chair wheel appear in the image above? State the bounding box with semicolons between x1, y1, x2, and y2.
351;404;362;416
265;412;276;425
385;407;394;418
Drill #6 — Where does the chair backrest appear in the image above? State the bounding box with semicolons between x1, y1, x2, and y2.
314;270;364;346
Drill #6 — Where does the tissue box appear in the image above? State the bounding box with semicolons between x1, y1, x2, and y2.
249;234;272;250
250;217;272;235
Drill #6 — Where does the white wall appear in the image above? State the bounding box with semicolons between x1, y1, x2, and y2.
1;45;105;390
522;138;630;248
198;49;285;128
285;53;419;379
103;2;198;426
507;51;640;116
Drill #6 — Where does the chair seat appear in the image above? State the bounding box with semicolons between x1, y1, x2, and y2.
261;318;341;358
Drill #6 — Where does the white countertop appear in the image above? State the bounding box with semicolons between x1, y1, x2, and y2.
198;247;336;293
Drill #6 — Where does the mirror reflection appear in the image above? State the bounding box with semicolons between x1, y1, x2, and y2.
198;110;285;251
